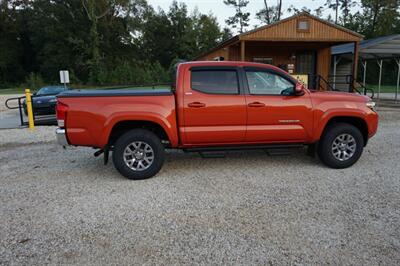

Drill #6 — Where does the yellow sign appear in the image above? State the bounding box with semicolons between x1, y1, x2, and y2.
291;74;308;87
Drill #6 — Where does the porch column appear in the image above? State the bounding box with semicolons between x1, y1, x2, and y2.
377;59;383;100
333;55;341;90
351;41;360;92
395;58;400;102
240;41;246;62
362;60;367;87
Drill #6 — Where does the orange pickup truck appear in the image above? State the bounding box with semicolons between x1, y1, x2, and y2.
56;61;378;179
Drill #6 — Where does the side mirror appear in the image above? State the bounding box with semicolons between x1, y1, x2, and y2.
295;83;305;95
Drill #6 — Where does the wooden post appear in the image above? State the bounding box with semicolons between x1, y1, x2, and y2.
351;41;360;92
240;41;245;62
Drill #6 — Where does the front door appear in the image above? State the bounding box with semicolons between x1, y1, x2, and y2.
296;52;317;89
243;68;313;143
183;68;247;145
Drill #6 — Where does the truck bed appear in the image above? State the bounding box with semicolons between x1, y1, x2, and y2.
56;88;178;148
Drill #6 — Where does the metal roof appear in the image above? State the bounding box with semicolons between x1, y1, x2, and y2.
331;34;400;59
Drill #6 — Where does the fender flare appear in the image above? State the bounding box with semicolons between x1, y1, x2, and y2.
314;109;368;142
101;113;179;147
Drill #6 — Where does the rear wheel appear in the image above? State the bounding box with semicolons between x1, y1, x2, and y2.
318;123;364;169
112;129;165;180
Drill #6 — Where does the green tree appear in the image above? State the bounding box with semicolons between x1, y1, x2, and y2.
256;0;282;25
361;0;400;37
223;0;250;33
0;0;25;85
221;27;233;40
192;11;224;55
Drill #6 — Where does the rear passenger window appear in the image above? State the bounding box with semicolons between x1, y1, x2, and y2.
191;70;239;94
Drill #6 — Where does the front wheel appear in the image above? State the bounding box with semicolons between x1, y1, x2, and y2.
112;129;165;180
318;123;364;169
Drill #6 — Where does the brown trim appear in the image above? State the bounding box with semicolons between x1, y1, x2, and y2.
239;38;360;42
240;41;246;61
351;41;360;91
193;36;239;60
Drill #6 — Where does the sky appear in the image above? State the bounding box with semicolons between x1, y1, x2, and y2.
147;0;362;32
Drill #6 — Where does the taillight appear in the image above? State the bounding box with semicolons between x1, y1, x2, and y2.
56;101;68;128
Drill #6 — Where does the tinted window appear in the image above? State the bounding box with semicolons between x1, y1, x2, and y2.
246;71;294;95
37;86;66;95
191;70;239;94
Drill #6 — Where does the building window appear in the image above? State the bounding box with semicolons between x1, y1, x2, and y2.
253;57;273;65
191;70;239;94
297;19;310;32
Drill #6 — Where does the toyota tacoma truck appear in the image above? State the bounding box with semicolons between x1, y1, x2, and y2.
55;61;378;180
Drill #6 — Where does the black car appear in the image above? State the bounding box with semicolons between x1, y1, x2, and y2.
24;86;68;116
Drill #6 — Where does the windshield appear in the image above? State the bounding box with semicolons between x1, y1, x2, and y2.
37;86;66;95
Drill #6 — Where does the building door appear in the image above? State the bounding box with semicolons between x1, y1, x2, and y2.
296;52;317;89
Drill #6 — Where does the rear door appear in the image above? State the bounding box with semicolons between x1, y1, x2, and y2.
183;67;247;145
243;67;313;143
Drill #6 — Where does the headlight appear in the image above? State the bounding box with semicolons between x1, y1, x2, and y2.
49;99;57;103
366;101;376;110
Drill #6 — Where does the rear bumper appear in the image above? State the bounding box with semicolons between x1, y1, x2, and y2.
56;128;69;146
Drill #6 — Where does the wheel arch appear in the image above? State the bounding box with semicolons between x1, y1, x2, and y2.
320;116;369;146
107;120;172;147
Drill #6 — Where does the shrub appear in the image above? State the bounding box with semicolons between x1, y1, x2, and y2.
25;73;45;91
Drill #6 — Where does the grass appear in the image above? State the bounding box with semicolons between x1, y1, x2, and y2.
0;87;26;95
365;84;399;93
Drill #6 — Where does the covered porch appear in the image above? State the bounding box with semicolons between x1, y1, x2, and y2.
196;12;363;91
225;40;358;90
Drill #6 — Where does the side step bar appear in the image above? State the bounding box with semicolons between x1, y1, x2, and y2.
184;144;304;153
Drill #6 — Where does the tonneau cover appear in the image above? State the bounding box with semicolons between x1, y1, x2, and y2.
57;88;172;98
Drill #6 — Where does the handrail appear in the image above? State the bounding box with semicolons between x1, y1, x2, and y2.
310;74;338;91
326;74;375;98
5;96;26;110
346;75;375;98
354;80;375;99
4;96;27;126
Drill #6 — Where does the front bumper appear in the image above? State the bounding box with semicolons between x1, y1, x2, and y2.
56;128;69;146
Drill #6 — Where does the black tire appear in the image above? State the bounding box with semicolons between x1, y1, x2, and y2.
318;123;364;169
112;129;165;180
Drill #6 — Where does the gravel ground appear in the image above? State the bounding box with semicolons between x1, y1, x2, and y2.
0;109;399;265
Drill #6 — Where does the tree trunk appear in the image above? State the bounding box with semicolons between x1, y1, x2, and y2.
263;0;270;24
335;0;339;24
277;0;282;20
